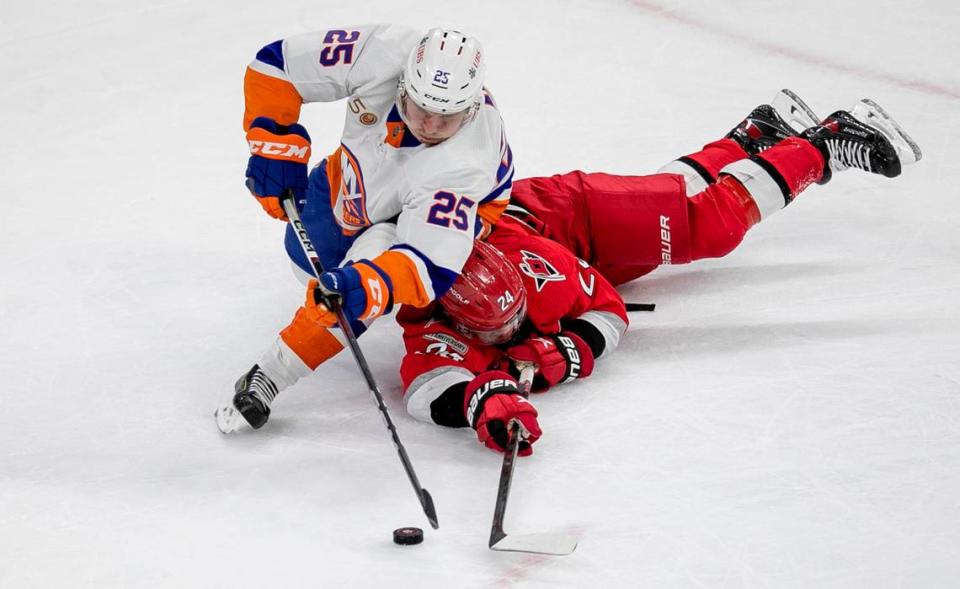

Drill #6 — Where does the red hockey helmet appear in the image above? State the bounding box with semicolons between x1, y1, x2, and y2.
440;240;527;345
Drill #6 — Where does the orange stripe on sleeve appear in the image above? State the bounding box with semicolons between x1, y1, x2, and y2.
243;66;303;131
371;250;433;308
280;307;345;370
477;198;508;228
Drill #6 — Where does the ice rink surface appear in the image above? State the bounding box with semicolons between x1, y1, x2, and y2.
2;1;959;587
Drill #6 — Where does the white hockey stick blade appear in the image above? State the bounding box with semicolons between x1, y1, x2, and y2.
489;532;578;556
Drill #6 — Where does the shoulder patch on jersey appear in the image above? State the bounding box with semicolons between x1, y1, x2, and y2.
518;249;565;292
424;332;469;356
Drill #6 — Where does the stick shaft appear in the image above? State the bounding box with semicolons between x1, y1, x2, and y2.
488;365;535;546
282;196;438;529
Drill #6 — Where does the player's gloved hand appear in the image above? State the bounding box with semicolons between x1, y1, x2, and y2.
245;116;311;220
507;333;595;392
463;371;541;456
302;262;393;327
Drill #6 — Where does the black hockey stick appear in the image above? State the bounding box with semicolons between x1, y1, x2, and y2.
488;364;578;555
281;195;439;530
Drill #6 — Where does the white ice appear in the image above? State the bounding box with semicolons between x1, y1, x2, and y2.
2;1;959;587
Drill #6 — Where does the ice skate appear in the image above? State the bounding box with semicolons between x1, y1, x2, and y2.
851;98;922;167
214;364;280;433
727;89;820;154
801;99;920;183
771;88;820;134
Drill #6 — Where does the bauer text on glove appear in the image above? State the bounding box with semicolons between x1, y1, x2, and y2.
506;332;595;392
463;371;541;456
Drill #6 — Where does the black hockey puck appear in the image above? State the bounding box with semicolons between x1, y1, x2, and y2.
393;527;424;545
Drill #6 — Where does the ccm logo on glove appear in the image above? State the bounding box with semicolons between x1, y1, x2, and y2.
248;136;310;161
244;117;312;220
366;278;384;317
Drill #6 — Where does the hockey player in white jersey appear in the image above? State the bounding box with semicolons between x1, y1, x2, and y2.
217;26;514;433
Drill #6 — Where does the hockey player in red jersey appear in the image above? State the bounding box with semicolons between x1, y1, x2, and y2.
399;224;628;456
507;90;922;286
397;90;921;455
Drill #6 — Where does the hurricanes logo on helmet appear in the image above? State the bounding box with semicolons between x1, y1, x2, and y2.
518;250;565;292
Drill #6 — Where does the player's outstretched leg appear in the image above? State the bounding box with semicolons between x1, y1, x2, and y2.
726;89;820;154
674;97;920;264
801;99;922;183
661;89;819;194
701;98;921;241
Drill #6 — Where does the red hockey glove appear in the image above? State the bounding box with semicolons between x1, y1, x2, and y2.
245;117;312;220
507;332;595;392
463;371;541;456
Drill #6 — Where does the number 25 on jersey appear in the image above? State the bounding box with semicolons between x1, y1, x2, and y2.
426;191;475;231
319;30;360;66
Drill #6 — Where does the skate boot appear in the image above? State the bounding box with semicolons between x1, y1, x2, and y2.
727;89;820;154
801;99;922;184
214;364;280;433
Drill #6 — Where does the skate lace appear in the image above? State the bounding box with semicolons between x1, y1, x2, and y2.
249;371;279;405
826;138;872;173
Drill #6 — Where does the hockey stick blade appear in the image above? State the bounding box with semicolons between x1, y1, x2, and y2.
487;365;578;555
421;488;439;530
490;532;579;556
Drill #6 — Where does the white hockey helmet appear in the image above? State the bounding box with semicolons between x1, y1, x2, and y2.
399;28;486;116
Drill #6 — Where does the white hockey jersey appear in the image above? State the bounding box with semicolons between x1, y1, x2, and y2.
244;25;514;305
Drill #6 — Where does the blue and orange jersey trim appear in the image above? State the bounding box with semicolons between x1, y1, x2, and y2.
476;130;513;232
372;244;460;307
243;41;303;131
383;104;423;149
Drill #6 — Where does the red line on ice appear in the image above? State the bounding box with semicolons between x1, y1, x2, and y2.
628;0;960;101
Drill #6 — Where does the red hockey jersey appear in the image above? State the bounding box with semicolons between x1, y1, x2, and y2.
398;215;628;425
